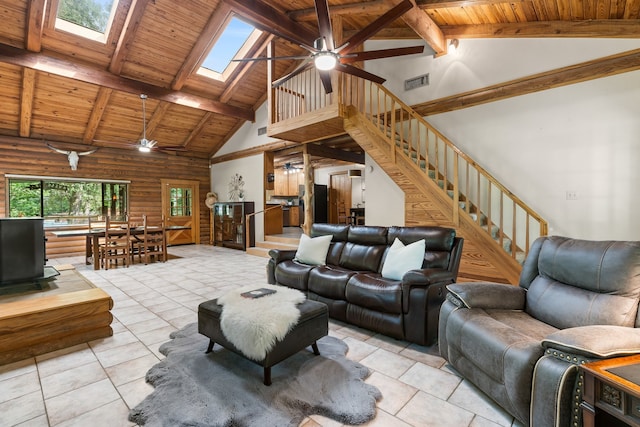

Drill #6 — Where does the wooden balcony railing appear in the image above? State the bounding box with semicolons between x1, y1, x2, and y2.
271;70;548;261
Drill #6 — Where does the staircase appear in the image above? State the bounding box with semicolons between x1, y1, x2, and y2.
246;235;299;258
268;70;548;285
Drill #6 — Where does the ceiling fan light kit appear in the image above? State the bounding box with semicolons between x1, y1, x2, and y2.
314;51;338;71
235;0;424;94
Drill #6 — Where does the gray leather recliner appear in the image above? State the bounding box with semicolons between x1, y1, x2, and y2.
439;236;640;426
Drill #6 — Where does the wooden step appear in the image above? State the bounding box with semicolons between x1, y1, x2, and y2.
265;235;300;245
246;247;271;258
256;240;298;250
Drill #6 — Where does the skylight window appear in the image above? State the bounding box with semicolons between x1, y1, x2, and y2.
199;16;260;79
55;0;119;43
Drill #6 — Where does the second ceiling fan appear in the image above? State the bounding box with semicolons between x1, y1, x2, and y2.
228;0;425;93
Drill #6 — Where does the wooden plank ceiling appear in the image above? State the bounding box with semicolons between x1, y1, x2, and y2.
0;0;637;161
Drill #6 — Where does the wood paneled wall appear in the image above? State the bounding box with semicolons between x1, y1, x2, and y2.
0;137;211;258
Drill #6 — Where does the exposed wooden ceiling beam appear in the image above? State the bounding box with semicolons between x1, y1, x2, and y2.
182;112;212;149
306;143;365;164
288;0;391;21
110;0;151;75
442;20;640;38
221;34;275;103
25;0;47;52
172;3;232;91
412;48;640;116
84;87;113;144
403;1;446;55
416;0;526;8
0;44;255;122
19;68;36;137
225;0;318;48
210;139;298;163
140;101;170;140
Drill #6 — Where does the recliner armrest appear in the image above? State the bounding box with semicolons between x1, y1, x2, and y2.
447;282;526;310
268;249;296;264
542;325;640;359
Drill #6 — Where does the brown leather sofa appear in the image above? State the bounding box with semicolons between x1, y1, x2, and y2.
267;224;463;346
439;236;640;427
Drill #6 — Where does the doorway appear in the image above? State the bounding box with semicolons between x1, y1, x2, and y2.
329;172;351;224
161;179;200;245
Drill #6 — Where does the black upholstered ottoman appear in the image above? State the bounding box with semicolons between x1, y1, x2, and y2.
198;298;328;385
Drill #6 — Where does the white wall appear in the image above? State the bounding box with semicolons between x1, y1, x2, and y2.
364;155;405;226
210;154;265;241
365;38;640;240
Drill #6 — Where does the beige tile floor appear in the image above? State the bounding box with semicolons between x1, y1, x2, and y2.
0;244;525;427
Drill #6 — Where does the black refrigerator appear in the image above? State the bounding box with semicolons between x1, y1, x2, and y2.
299;184;328;224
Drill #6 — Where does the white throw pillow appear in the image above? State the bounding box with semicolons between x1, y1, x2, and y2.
381;238;426;280
294;234;333;265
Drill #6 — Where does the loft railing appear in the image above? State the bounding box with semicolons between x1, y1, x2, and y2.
271;70;548;261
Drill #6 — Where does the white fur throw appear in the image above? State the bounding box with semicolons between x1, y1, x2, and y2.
217;284;306;361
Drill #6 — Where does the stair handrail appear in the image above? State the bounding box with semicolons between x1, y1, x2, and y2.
339;73;548;259
269;67;547;260
245;204;284;250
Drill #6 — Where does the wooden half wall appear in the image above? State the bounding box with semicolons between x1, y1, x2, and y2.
0;137;211;258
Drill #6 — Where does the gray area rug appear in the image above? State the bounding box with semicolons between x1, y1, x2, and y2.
129;323;382;426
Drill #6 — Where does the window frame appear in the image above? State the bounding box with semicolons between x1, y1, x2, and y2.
197;14;263;82
6;174;131;230
53;0;120;44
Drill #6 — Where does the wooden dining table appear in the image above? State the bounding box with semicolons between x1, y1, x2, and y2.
52;226;187;270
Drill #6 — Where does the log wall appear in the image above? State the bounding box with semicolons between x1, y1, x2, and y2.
0;137;211;258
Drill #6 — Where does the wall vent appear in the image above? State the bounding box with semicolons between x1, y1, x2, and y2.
257;126;267;136
404;74;429;91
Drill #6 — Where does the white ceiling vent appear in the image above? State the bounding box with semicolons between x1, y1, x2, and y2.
404;74;429;91
257;126;267;136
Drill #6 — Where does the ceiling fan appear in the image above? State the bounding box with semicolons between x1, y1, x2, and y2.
229;0;424;93
94;94;186;153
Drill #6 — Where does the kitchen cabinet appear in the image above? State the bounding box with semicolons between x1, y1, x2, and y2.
274;168;303;196
289;206;300;227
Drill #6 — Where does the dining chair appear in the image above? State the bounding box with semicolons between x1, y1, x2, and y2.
99;215;131;270
132;214;166;265
337;201;349;225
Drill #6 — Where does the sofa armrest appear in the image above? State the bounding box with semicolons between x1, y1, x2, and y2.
542;325;640;359
447;283;526;310
401;269;455;310
268;249;296;264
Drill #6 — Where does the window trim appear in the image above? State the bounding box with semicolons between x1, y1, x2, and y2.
53;0;120;44
197;14;263;82
6;175;131;229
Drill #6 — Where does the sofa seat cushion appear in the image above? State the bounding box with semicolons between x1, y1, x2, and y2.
274;260;316;291
346;273;403;314
308;265;357;300
446;308;557;384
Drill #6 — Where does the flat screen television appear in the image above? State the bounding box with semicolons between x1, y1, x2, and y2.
0;218;45;286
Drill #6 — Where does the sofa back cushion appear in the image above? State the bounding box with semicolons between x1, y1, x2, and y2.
311;223;349;265
522;236;640;329
340;226;388;272
387;226;455;269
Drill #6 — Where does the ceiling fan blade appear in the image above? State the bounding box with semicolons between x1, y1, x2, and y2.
156;145;188;152
339;45;424;64
148;140;158;148
232;55;310;62
272;58;314;87
339;0;413;55
224;0;317;51
314;0;334;51
335;63;386;84
319;70;333;94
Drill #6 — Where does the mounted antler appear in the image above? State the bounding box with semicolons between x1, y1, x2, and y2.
46;143;98;170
